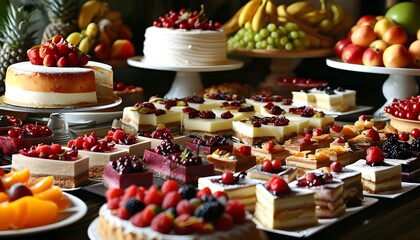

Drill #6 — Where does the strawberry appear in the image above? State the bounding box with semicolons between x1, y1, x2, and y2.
234;146;251;155
112;129;125;143
117;206;130;220
136;186;146;201
161;180;180;195
144;186;164;206
267;176;290;195
107;196;121;210
366;146;384;164
365;129;380;142
176;199;195;215
162;191;182;209
122;185;139;203
225;200;246;223
35;144;52;156
261;141;274;151
214;213;234;231
131;204;159;227
151;212;173;234
50;144;63;155
105;188;124;201
196;187;212;199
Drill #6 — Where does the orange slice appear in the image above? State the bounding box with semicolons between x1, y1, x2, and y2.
28;176;55;195
2;169;30;190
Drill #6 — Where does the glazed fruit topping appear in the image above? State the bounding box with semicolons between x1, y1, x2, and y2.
199;110;216;119
184;95;205;104
7;124;52;138
221;101;254;112
143;125;174;139
0;115;20;127
288;106;321;118
192;135;228;147
133;102;166;116
266;176;290;195
264;102;285;115
233;145;251;155
297;172;333;187
213;172;246;185
110;155;146;174
249;95;283;102
365;146;385;165
27;35;88;67
153;6;221;31
243;116;290;127
105;128;138;145
330;124;343;133
19;143;78;160
153;139;181;156
67;132;114;152
364;129;380;142
220;111;234;119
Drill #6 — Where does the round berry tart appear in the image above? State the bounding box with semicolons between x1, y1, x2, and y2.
98;181;265;240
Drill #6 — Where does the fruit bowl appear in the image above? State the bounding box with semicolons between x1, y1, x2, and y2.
0;135;53;156
0;115;22;135
389;115;420;133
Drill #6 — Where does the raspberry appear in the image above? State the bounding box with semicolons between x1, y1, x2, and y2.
225;200;246;223
162;191;182;209
214;213;234;231
131;204;158;227
196;187;212;199
194;201;224;222
124;197;145;215
151;212;173;234
178;184;197;200
366;146;384;165
161;180;180;195
107;197;121;210
144;186;164;206
35;144;52;156
176;199;195;215
105;188;124;201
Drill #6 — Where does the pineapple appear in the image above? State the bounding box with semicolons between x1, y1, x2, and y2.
42;0;79;41
0;3;36;94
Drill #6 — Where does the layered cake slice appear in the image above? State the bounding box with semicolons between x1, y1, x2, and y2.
247;159;298;183
234;141;290;164
211;101;256;121
11;144;89;188
311;87;356;112
105;128;151;157
283;134;320;155
206;146;256;173
121;102;181;135
294;172;346;219
254;176;318;229
151;95;219;111
245;94;291;113
315;142;365;166
143;139;214;183
286;105;335;132
285;151;332;170
137;125;191;149
198;173;265;211
184;135;233;156
346;147;402;193
182;109;233;136
103;155;153;189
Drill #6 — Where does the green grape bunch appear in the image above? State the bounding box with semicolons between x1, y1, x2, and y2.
227;22;309;51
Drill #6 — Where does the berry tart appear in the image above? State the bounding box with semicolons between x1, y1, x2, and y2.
346;146;402;193
206;146;256;173
247;159;298;183
98;181;265;240
254;176;317;229
293;172;346;219
184;135;233;157
142;139;214;183
103;155;153;189
198;172;266;212
67;132;128;179
11;144;89;189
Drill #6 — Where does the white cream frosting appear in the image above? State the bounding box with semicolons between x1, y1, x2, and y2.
143;27;227;66
346;159;402;182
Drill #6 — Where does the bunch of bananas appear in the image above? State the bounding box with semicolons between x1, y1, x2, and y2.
285;0;353;41
222;0;279;36
66;0;126;55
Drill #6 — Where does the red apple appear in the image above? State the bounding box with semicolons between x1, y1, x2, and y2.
382;25;408;45
110;39;136;59
341;43;365;64
383;44;411;68
351;25;376;48
408;39;420;67
93;42;110;60
334;38;352;58
362;47;384;66
357;15;378;27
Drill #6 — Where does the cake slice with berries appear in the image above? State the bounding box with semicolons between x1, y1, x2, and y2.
198;173;266;212
184;135;233;157
182;109;233;136
314;142;365;166
247;159;298;183
11;144;89;188
293;172;346;219
234;141;291;164
283;134;320;155
211;101;256;121
285;151;332;170
286;106;335;132
206;146;256;173
106;128;151;157
311;87;356;112
142;139;214;183
100;180;265;240
254;176;318;229
245;95;292;113
346;147;402;193
137;125;191;149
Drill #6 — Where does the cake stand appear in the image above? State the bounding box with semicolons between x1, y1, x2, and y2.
127;56;244;99
326;58;420;116
229;48;334;87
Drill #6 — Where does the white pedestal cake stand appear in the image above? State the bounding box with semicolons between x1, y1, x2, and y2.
127;56;244;99
229;48;334;87
326;58;420;116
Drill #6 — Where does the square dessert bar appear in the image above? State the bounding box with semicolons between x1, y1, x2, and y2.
206;149;256;173
247;165;298;183
285;151;332;170
385;157;420;182
78;148;129;179
113;138;151;157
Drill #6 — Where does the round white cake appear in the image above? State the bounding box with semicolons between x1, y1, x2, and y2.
143;27;227;66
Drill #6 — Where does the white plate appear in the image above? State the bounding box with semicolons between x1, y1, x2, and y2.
0;193;87;236
320;105;373;116
88;217;99;240
363;182;419;199
63;111;122;125
253;197;378;238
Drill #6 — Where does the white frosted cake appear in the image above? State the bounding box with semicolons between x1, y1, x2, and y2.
143;27;227;66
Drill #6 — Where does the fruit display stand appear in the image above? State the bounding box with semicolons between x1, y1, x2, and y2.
326;58;420;116
127;56;244;99
229;48;334;88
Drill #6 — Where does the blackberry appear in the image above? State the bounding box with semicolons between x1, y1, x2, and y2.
179;184;197;200
124;197;145;215
194;201;224;222
382;136;413;159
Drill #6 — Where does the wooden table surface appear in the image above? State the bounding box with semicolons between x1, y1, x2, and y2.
5;181;420;240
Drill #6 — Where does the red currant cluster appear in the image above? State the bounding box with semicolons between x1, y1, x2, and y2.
67;132;114;152
152;7;221;30
384;96;420;121
27;35;89;67
7;124;52;138
19;143;78;160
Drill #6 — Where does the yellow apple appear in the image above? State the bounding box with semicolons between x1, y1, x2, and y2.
408;40;420;67
369;39;389;51
374;18;396;39
351;25;376;48
383;44;411;68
